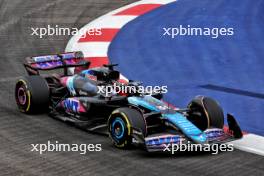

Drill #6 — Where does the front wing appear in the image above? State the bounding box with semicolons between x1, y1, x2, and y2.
132;114;243;152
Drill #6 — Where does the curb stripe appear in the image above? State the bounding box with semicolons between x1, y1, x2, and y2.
86;16;137;29
72;42;110;57
78;28;119;42
114;4;162;16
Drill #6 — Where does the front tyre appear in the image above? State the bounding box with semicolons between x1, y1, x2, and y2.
15;76;49;113
108;108;146;148
187;96;224;131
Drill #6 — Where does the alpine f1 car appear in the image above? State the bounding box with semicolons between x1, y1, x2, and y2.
15;51;243;152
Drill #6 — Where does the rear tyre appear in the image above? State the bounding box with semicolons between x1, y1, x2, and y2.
187;96;224;131
15;76;50;113
108;107;146;148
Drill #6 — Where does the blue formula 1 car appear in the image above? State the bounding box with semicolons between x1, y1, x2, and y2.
15;51;243;152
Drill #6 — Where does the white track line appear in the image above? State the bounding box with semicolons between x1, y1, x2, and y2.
230;134;264;156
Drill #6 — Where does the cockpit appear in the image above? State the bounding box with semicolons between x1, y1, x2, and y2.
79;64;120;82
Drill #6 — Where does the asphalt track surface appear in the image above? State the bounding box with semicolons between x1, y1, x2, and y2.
0;0;263;175
109;0;264;136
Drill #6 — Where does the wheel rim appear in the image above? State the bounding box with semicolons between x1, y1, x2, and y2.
111;117;125;139
17;87;27;105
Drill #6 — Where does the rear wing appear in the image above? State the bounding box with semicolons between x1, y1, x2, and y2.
24;51;90;76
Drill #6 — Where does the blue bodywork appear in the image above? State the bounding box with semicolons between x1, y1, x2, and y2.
128;96;207;144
